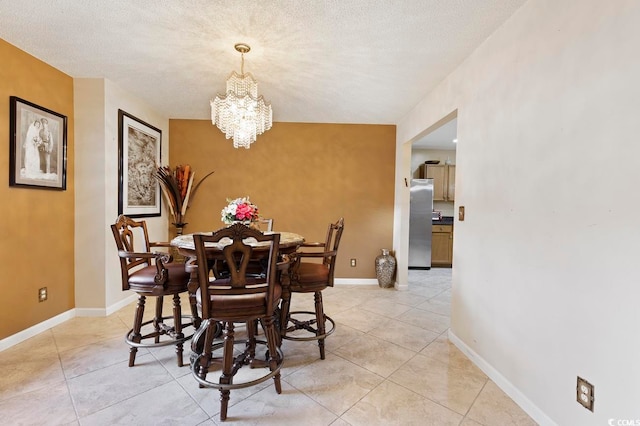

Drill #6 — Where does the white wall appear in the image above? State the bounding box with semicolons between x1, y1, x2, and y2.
74;78;170;312
395;0;640;424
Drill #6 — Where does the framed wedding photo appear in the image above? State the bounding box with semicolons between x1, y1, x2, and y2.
9;96;68;190
117;109;162;217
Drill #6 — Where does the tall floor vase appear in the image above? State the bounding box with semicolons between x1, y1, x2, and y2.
172;222;186;263
375;249;396;288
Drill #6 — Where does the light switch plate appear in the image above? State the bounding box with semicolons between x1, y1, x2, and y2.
458;206;465;221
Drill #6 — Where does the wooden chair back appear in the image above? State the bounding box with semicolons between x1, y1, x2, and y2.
288;217;344;288
322;218;344;285
111;215;152;291
193;223;281;321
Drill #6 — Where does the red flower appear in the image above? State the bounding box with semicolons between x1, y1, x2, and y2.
235;203;253;220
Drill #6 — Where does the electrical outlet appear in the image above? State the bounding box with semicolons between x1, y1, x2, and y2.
576;376;594;411
38;287;48;302
350;258;357;267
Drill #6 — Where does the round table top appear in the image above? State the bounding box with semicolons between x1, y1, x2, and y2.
171;231;304;252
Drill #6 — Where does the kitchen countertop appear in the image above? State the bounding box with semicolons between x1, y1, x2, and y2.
432;216;454;225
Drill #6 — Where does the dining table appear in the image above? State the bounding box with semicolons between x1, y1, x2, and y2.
170;231;304;257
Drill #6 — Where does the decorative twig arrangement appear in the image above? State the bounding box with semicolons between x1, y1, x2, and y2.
155;165;215;230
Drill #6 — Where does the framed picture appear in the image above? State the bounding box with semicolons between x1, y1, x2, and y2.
9;96;67;190
117;109;162;217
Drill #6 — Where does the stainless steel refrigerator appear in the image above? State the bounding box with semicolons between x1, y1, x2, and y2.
409;179;433;269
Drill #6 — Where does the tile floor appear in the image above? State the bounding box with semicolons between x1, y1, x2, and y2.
0;268;537;425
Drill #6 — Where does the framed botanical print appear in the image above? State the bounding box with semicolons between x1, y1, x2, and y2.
9;96;68;190
117;109;161;217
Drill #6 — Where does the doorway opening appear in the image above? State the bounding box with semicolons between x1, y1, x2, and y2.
408;115;457;291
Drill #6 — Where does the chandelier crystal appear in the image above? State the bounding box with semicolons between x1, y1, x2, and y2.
211;43;272;149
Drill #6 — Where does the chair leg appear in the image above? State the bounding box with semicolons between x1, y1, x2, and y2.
153;295;164;344
189;291;201;329
129;295;146;367
263;314;282;394
247;320;257;363
196;319;216;389
172;293;184;367
219;321;235;422
279;287;291;339
314;291;326;360
186;266;202;330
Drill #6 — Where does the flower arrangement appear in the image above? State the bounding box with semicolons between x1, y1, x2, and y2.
221;197;260;225
155;165;215;230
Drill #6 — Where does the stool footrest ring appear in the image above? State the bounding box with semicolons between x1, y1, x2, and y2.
190;339;284;390
281;310;336;342
125;315;195;348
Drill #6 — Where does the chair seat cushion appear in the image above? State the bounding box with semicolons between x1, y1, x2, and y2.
290;263;330;292
128;263;190;294
196;281;282;319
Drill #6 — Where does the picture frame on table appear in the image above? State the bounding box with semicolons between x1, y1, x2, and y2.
117;109;162;217
9;96;68;190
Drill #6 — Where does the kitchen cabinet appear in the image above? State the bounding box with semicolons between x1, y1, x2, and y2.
446;165;455;201
432;224;453;266
422;164;455;201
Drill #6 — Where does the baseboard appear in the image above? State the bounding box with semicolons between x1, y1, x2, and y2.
335;278;406;289
1;294;138;352
74;307;107;317
0;309;76;352
448;330;556;426
75;294;137;317
334;278;378;285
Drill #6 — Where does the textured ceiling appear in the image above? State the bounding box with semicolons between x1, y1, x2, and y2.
0;0;525;125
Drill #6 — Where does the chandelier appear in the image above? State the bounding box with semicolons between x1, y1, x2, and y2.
211;43;272;149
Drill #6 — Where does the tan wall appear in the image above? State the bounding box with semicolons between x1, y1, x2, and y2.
0;39;74;338
169;120;396;278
